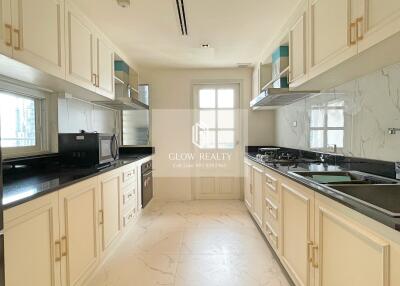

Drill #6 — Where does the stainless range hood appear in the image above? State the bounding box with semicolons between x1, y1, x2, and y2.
250;88;320;110
93;81;149;110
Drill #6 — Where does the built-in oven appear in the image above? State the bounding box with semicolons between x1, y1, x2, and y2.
141;160;153;208
59;132;119;167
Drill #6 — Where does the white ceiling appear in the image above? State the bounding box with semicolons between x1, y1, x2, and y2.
71;0;301;68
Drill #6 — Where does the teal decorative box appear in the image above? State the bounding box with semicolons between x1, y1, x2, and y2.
272;46;289;80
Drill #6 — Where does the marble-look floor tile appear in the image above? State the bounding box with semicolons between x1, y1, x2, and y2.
84;200;292;286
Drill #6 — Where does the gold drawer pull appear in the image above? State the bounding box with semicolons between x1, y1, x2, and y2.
349;22;357;45
356;17;364;41
55;240;61;262
4;24;12;46
311;245;319;268
99;210;104;225
13;28;21;50
61;236;68;257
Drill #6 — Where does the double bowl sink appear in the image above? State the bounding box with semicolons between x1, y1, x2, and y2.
289;171;400;217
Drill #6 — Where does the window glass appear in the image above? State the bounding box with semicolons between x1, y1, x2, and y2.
0;92;36;147
199;89;215;108
327;109;344;128
327;130;344;148
217;110;234;129
199;130;215;149
217;89;234;108
310;130;324;149
218;130;234;149
310;109;325;128
199;110;216;129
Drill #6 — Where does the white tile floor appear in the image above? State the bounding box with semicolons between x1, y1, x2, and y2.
85;200;292;286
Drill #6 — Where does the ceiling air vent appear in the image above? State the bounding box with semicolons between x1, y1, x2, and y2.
176;0;188;35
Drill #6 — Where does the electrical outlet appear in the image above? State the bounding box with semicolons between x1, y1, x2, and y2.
292;121;297;127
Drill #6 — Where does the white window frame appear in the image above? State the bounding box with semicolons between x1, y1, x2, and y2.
309;103;345;151
194;86;237;150
0;80;49;158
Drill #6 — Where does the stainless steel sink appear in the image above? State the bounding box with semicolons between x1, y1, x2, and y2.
330;185;400;217
289;171;400;185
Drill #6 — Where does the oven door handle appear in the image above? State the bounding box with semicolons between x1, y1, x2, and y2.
110;135;119;160
143;170;153;176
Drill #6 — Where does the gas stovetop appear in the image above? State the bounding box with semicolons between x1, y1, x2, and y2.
254;150;321;167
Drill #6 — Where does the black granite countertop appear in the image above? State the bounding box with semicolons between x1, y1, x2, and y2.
246;153;400;232
2;154;151;210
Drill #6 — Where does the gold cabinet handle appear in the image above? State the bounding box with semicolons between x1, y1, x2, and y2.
61;236;68;257
92;74;97;86
356;17;364;41
99;210;104;225
96;73;100;87
349;22;357;46
13;28;21;50
311;244;319;268
307;241;313;263
4;24;12;46
55;240;61;262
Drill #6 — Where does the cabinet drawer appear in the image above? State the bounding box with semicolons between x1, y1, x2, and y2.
123;207;137;227
265;173;278;196
265;222;279;250
265;197;279;221
122;184;137;206
122;167;137;185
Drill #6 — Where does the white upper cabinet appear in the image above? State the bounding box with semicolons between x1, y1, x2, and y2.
308;0;358;78
65;2;96;91
0;0;12;56
11;0;65;78
95;36;115;99
289;12;307;86
358;0;400;52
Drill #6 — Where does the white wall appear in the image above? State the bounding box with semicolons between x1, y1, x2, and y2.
275;62;400;162
58;96;119;134
139;67;274;200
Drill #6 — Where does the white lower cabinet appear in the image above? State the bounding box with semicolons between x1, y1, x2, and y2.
98;170;122;255
252;165;264;227
244;158;400;286
4;159;145;286
244;160;253;212
4;193;61;286
58;177;100;286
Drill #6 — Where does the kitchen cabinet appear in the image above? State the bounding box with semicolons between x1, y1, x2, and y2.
4;193;62;286
10;0;65;79
58;177;100;286
65;2;96;92
313;195;390;286
95;36;115;99
308;0;358;79
0;0;12;56
252;165;264;227
244;160;253;212
357;0;400;53
280;181;315;286
99;170;122;254
289;11;307;86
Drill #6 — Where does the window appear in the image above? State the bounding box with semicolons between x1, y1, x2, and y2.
194;87;236;149
309;100;344;150
0;90;45;157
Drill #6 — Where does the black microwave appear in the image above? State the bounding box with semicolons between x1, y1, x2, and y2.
58;133;119;167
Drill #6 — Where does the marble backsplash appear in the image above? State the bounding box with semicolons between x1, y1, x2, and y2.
276;62;400;162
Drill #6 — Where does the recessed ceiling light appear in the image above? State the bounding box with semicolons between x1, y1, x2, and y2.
237;63;251;68
201;44;210;48
117;0;130;8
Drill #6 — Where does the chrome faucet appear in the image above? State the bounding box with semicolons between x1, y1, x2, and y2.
396;162;400;180
388;128;400;135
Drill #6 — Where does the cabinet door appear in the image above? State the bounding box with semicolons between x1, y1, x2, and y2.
95;36;115;99
0;0;11;56
252;165;263;227
4;193;62;286
244;161;253;212
59;178;100;286
11;0;65;78
309;0;357;79
99;170;122;253
314;197;390;286
289;12;307;86
358;0;400;53
280;182;315;286
65;2;96;91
